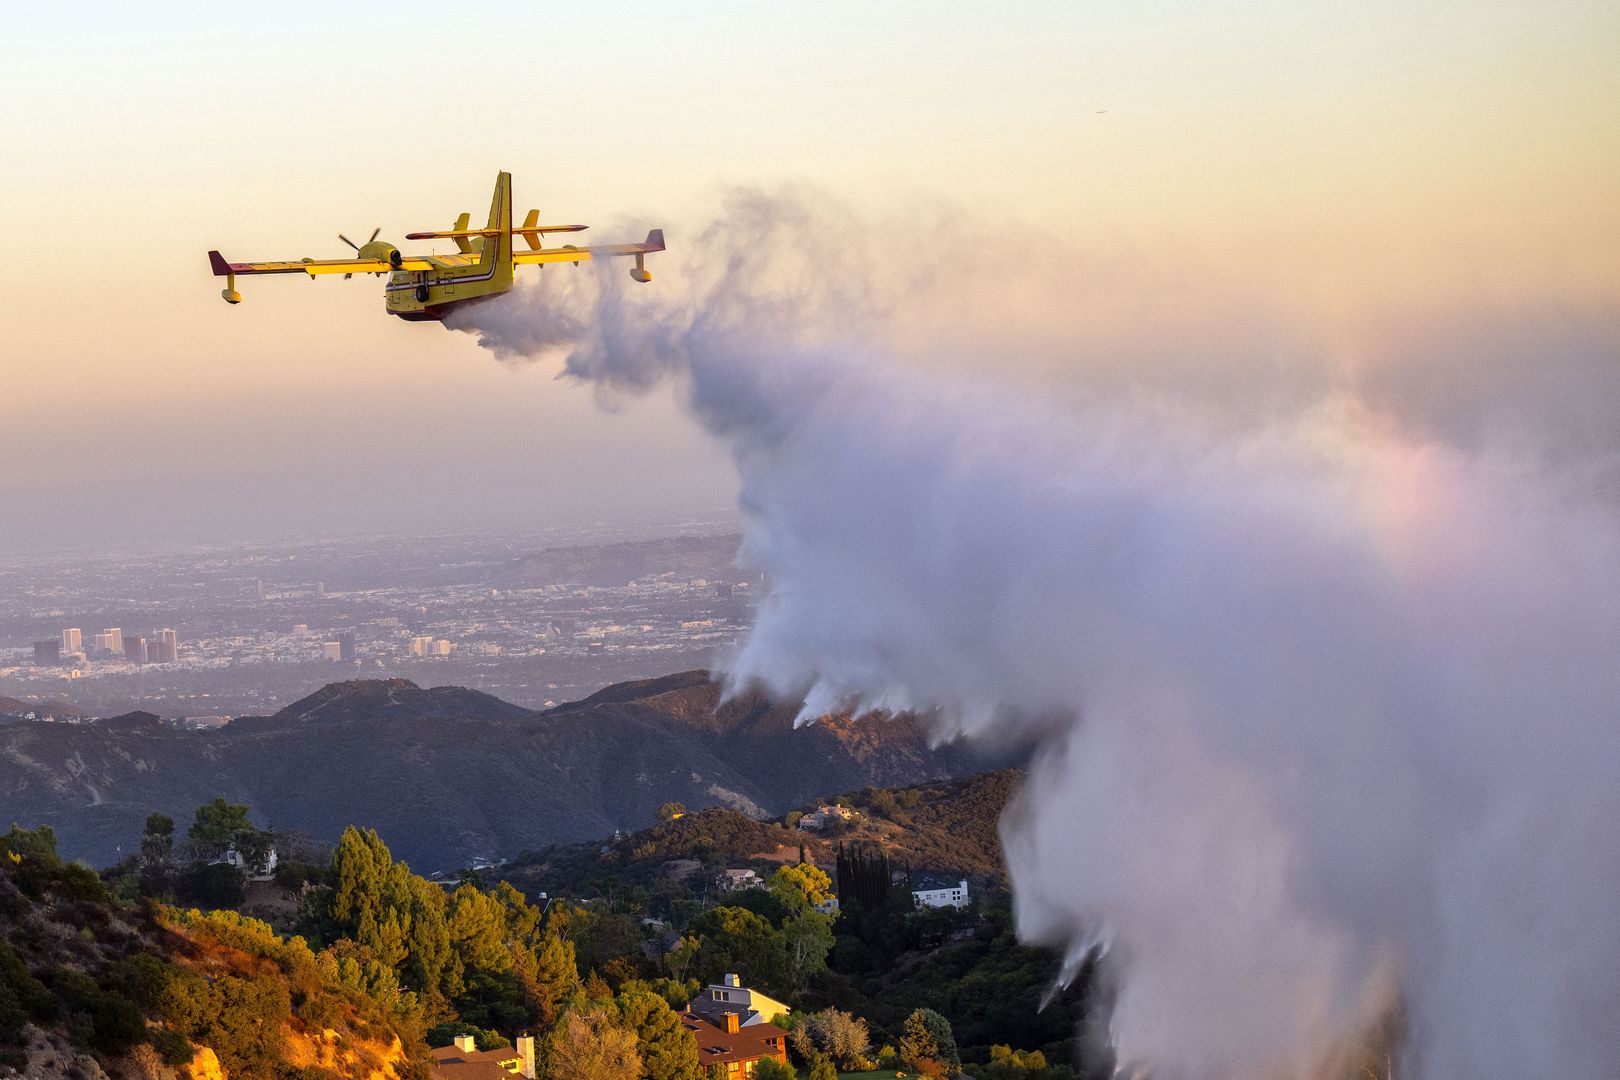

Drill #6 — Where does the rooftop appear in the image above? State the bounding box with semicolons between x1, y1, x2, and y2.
679;1010;789;1067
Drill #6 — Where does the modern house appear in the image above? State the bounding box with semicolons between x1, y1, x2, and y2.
911;873;970;909
429;1034;535;1080
691;973;791;1027
681;1005;791;1077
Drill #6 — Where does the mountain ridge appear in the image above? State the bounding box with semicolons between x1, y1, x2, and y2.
0;670;1006;872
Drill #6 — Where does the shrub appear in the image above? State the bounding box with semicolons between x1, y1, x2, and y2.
57;863;111;905
149;1026;195;1066
50;969;147;1055
0;941;57;1022
177;862;246;910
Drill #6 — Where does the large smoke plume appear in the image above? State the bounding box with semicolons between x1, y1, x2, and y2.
450;190;1620;1078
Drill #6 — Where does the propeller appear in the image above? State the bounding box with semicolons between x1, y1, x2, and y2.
338;228;381;278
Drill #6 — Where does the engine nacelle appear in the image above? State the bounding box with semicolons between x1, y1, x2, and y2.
357;240;400;269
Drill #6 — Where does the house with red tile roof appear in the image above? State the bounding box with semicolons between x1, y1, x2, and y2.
428;1034;535;1080
680;1005;790;1077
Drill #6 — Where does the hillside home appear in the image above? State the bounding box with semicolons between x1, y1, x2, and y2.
691;973;792;1027
911;872;970;909
429;1034;535;1080
797;804;860;830
718;867;762;891
211;843;278;881
681;1005;790;1077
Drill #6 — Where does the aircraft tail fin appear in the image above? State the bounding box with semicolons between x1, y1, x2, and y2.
479;172;512;270
452;212;474;254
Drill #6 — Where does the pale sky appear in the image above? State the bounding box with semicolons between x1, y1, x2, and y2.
2;1;1616;554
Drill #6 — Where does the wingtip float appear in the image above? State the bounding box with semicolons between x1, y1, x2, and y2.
207;172;665;321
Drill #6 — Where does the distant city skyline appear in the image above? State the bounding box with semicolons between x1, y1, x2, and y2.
0;528;748;717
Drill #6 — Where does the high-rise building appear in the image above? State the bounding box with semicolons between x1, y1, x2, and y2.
33;640;61;665
316;581;326;599
61;628;82;654
92;630;118;655
338;630;357;662
410;636;434;657
124;636;148;664
434;639;453;657
156;628;179;664
255;578;265;602
321;641;343;661
101;628;124;654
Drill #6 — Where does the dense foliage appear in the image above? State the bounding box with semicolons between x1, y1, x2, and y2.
0;823;428;1078
12;769;1108;1078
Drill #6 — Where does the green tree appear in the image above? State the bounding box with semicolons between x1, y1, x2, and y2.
768;863;833;913
448;884;512;976
618;988;703;1080
495;880;544;950
355;902;409;971
401;872;455;1001
687;906;788;994
900;1008;959;1071
331;826;392;930
656;802;687;823
187;797;254;857
572;907;649;977
141;813;175;863
522;933;580;1029
781;911;835;991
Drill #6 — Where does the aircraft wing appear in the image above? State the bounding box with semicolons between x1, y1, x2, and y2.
511;229;665;266
208;250;434;277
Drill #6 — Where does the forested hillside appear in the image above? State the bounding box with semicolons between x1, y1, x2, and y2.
0;824;425;1080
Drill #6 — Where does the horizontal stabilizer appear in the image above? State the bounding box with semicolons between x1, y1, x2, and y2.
405;225;588;240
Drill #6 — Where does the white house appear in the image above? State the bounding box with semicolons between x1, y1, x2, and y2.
911;873;970;909
213;844;278;881
718;868;762;892
797;804;860;830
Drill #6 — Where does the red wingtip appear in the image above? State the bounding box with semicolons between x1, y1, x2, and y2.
207;250;231;276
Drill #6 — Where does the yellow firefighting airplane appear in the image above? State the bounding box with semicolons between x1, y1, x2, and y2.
208;172;663;321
